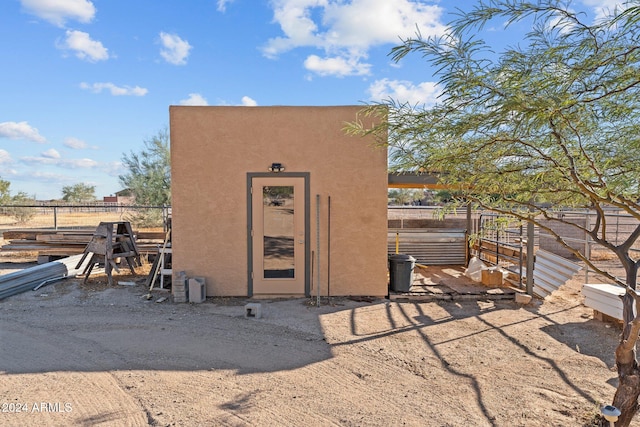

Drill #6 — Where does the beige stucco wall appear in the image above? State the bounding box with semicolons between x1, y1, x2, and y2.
169;105;388;297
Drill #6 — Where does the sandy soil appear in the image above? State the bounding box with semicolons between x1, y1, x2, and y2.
0;253;635;427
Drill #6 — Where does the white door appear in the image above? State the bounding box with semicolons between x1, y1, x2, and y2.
251;176;306;295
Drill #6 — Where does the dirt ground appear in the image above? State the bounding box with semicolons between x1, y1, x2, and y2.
0;251;636;427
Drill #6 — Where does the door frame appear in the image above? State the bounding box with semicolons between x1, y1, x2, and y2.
247;172;310;297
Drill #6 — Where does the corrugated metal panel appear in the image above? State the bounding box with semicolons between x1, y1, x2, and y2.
0;254;90;299
533;249;582;298
388;229;467;265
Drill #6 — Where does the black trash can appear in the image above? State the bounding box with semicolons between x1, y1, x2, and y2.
389;254;416;292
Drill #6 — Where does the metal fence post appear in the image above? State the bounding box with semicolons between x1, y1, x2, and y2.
526;219;535;296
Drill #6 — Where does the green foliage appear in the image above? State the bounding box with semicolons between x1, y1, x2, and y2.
388;189;424;205
61;183;96;203
119;128;171;207
349;1;640;280
388;4;639;210
0;177;10;205
434;190;452;204
0;178;35;223
124;208;164;228
8;192;36;223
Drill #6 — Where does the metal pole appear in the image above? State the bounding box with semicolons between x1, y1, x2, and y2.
478;213;484;261
519;223;524;289
466;202;472;264
316;194;321;307
163;205;167;232
327;195;331;303
53;206;58;230
495;217;500;267
526;220;535;296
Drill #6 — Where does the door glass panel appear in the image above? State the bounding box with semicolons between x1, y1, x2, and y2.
262;185;295;278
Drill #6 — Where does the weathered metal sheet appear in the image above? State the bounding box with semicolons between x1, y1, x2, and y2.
582;283;625;320
533;249;582;298
0;254;90;299
388;229;467;265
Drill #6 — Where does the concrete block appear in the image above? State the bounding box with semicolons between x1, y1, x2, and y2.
515;293;533;305
245;303;262;319
172;271;188;303
188;277;206;303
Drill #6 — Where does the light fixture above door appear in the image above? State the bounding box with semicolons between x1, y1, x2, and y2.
268;163;285;172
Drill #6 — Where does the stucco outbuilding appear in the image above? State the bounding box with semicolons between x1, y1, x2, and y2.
169;105;388;298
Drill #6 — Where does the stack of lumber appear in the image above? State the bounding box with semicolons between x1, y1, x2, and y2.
1;229;165;258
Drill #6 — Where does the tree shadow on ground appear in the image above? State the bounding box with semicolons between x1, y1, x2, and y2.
333;297;616;427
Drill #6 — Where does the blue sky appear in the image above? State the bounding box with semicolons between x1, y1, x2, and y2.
0;0;624;200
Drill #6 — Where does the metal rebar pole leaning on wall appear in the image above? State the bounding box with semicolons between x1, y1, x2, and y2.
327;195;331;301
316;194;321;307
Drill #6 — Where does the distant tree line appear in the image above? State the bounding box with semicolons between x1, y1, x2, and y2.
0;128;171;226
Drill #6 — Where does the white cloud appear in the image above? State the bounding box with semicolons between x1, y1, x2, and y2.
42;148;61;159
217;0;236;12
580;0;629;19
101;161;125;176
263;0;447;77
322;0;445;47
0;121;46;143
20;0;96;27
80;82;148;96
159;32;192;65
59;30;109;62
29;171;73;183
21;156;98;169
3;168;18;177
64;137;87;149
179;93;209;106
368;78;441;106
64;158;98;168
241;96;258;106
304;54;371;77
0;149;13;164
214;96;259;106
20;156;57;166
